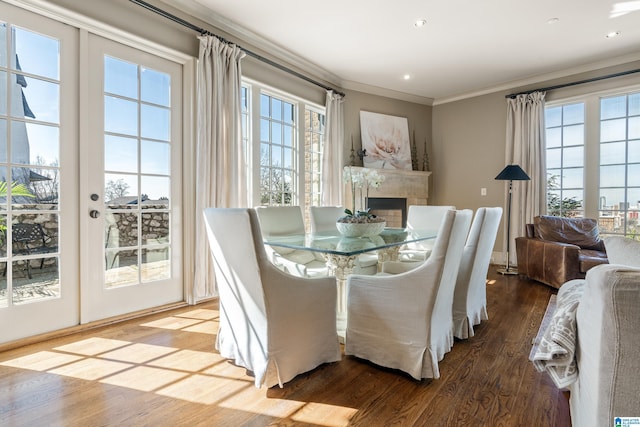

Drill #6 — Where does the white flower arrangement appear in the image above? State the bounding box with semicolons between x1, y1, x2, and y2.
339;167;386;223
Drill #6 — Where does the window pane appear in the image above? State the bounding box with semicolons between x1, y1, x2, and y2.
563;146;583;167
630;93;640;116
260;118;269;142
0;119;6;162
11;121;58;165
271;98;282;121
105;56;137;99
545;106;561;127
271;144;281;165
105;135;137;173
141;140;170;175
283;147;292;168
601;118;626;142
0;22;6;68
546;127;561;148
601;95;627;120
272;122;282;144
629;140;640;163
600;141;626;165
105;173;137;204
546;148;561;169
563;124;583;146
600;188;625;209
105;96;138;136
629;116;640;140
12;27;59;80
141;176;170;201
283;125;293;146
141;67;169;107
13;76;59;124
629;164;640;186
260;94;269;117
141;104;169;141
563;103;584;125
0;71;6;116
562;168;583;188
600;165;625;187
284;102;294;124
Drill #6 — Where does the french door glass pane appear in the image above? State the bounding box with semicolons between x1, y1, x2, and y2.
103;55;172;289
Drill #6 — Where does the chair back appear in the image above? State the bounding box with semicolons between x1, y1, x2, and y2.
430;209;472;336
310;206;344;233
254;205;305;236
406;205;456;232
453;207;503;338
202;208;269;379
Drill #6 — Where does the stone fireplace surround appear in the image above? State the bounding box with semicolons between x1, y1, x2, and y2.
343;166;431;228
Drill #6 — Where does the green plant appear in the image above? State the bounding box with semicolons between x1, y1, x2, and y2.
0;181;36;231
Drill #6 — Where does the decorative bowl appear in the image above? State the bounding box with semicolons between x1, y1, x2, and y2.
336;221;386;237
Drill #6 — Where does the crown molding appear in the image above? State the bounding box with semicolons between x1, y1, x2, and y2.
433;52;640;106
341;80;434;106
163;0;342;90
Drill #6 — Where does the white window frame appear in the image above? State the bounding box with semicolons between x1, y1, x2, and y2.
242;78;325;217
546;83;640;238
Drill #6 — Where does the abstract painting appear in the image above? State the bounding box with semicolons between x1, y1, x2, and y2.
359;111;412;170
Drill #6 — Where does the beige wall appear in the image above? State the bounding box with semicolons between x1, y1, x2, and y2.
432;61;640;254
342;89;433;184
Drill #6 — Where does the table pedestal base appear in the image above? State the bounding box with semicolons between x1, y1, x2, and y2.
324;253;356;343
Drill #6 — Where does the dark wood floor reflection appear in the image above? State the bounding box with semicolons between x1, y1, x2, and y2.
0;266;570;426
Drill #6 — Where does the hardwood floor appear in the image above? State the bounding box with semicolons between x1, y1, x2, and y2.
0;266;570;427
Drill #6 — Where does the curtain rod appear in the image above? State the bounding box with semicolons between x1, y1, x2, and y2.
129;0;345;97
506;68;640;98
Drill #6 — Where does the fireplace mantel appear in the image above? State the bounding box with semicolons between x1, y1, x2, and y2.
343;166;431;227
343;166;431;203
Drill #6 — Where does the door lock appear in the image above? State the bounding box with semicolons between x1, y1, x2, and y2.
90;193;99;201
89;209;100;219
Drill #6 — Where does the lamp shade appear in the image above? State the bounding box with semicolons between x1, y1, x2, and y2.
495;164;530;181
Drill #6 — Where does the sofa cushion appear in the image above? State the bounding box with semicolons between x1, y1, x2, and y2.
603;236;640;267
534;216;603;250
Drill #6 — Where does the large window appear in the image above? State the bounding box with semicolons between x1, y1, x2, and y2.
598;92;640;236
242;81;325;215
545;103;585;217
545;87;640;239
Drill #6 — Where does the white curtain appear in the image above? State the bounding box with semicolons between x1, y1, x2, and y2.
192;36;247;301
505;91;547;265
322;90;344;206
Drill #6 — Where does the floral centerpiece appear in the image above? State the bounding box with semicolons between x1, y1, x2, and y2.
337;167;386;237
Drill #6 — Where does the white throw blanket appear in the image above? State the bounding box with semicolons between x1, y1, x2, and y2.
530;279;585;388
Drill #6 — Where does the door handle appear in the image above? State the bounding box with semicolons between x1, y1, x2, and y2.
89;210;100;219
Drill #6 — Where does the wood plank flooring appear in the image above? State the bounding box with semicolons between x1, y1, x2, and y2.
0;266;571;426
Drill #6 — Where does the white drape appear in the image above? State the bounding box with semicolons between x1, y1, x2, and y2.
322;90;344;206
505;91;547;265
192;36;247;301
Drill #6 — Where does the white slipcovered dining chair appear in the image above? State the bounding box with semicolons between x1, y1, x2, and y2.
309;206;378;275
398;205;456;264
203;208;341;388
452;207;502;339
345;209;472;380
254;205;329;277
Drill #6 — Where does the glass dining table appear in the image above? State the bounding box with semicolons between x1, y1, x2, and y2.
263;227;437;340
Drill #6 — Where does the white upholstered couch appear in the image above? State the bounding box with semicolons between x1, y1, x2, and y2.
535;236;640;427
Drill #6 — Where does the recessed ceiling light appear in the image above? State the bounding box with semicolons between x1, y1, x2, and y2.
414;19;427;28
547;17;559;24
403;74;411;80
606;31;621;38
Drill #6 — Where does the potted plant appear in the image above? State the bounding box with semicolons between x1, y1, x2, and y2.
337;167;386;237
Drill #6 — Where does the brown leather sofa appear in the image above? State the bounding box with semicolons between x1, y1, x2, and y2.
515;216;608;288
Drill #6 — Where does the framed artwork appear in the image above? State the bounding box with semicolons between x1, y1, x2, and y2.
359;111;412;170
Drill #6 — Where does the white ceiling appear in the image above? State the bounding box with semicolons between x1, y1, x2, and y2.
168;0;640;104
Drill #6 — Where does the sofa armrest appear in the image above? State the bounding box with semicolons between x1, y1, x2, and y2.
516;237;581;288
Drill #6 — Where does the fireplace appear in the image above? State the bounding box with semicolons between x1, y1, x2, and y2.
367;197;407;228
343;166;431;229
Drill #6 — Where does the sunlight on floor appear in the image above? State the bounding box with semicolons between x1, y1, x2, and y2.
0;307;359;426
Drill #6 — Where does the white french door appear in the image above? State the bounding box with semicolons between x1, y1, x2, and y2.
82;34;183;322
0;3;79;343
0;2;184;343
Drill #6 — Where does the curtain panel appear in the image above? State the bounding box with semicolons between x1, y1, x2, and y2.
505;91;547;265
322;90;345;206
192;36;247;302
